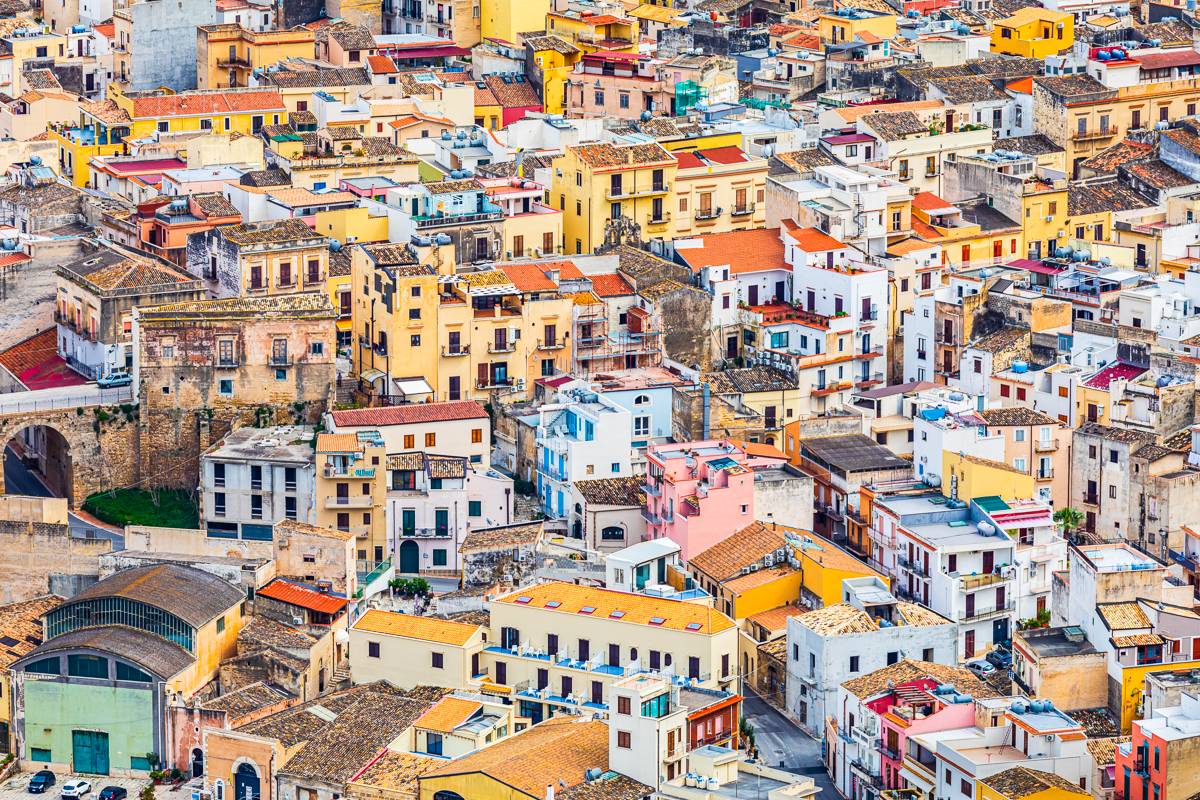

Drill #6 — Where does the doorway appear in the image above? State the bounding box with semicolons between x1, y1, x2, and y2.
399;540;420;574
234;763;260;800
192;748;203;779
72;730;109;775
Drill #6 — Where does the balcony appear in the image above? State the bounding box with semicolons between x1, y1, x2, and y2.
537;338;566;351
641;509;663;525
400;527;452;538
324;465;376;478
324;495;374;508
960;572;1012;591
812;381;852;396
898;171;912;181
268;356;294;367
856;344;883;358
1072;124;1118;141
860;308;878;322
1083;493;1099;506
730;203;755;217
214;359;239;369
916;350;927;360
477;376;515;390
488;342;516;354
646;211;671;228
217;55;252;68
337;524;372;538
855;372;884;387
959;599;1015;621
441;344;470;357
605;182;670;200
877;742;901;761
643;482;661;498
1037;469;1054;480
359;337;388;357
694;207;723;221
898;556;929;579
1035;437;1059;452
414;210;504;228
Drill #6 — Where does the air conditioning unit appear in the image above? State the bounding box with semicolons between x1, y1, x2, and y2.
535;248;543;256
741;566;750;575
1046;216;1053;222
750;563;759;572
1057;230;1064;238
516;378;526;389
776;548;787;560
292;616;305;625
764;553;775;567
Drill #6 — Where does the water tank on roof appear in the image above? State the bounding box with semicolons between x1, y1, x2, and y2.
957;22;970;33
441;130;452;140
457;130;467;140
767;48;778;56
29;155;41;166
436;233;452;245
71;24;85;33
954;694;973;704
1156;121;1171;130
1158;376;1172;387
1;239;17;251
1011;700;1029;713
1113;48;1127;58
1013;360;1028;373
1056;247;1073;259
761;143;775;157
1152;38;1163;46
328;238;342;252
1074;249;1089;261
1043;700;1055;711
641;110;652;121
908;8;919;15
1099;256;1112;266
170;198;187;211
1098;50;1112;60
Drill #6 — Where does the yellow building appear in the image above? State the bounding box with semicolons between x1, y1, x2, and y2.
472;84;502;131
1019;175;1068;260
818;8;896;45
911;191;1024;268
48;99;131;187
525;35;580;117
315;206;390;247
554;140;678;255
991;8;1072;59
107;85;289;139
942;451;1037;501
480;0;551;51
674;146;769;238
544;10;638;55
796;534;882;607
196;24;316;90
977;766;1090;800
312;431;390;562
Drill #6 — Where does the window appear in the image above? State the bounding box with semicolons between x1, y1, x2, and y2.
1001;384;1010;397
426;433;436;447
368;642;381;658
618;696;631;715
251;495;262;519
617;731;631;749
285;497;297;521
26;657;60;675
30;749;51;763
214;493;226;517
595;91;604;106
68;654;108;678
432;652;444;668
634;416;650;436
219;379;234;395
1110;449;1119;463
472;428;483;443
1014;429;1025;442
620;94;629;108
961;781;971;798
1110;485;1117;498
849;655;860;672
311;341;324;356
404;435;415;449
116;663;151;682
433;549;447;566
427;732;443;755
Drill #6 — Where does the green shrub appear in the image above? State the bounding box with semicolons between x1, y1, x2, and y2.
83;489;199;529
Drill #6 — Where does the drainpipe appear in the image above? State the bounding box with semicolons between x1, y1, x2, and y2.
702;381;710;440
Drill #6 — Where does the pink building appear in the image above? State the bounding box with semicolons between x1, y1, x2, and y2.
644;440;755;562
875;680;976;792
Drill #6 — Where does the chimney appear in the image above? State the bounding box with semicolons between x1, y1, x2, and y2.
547;786;554;800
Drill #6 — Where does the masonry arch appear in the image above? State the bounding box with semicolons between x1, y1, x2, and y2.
1;419;77;507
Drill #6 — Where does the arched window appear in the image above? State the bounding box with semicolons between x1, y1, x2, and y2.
630;648;638;662
572;520;583;539
434;792;466;800
634;394;650;405
574;503;582;514
214;781;225;800
601;526;624;541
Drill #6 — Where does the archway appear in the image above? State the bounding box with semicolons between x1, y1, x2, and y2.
3;422;75;507
191;748;203;779
233;763;260;800
399;540;420;574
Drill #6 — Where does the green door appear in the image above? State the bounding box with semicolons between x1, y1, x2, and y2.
72;730;109;775
399;540;420;574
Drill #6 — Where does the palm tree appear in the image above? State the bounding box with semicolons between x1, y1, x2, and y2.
1054;507;1084;541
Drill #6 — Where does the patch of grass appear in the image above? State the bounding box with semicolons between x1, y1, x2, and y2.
83;488;199;529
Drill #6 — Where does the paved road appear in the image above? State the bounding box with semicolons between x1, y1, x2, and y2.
3;444;124;549
0;383;132;414
741;688;839;798
427;576;463;594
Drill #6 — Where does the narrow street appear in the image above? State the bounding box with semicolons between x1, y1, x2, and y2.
741;688;840;799
3;443;124;549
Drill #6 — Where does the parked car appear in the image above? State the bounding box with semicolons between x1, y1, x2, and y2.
28;772;55;794
966;660;995;677
61;780;92;799
986;649;1012;669
96;371;131;388
99;788;127;800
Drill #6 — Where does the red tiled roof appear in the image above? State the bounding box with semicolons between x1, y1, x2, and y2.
786;226;845;252
0;328;87;390
131;91;286;119
681;145;752;167
912;191;956;212
555;262;586;280
367;55;398;73
0;251;31;268
256;578;348;615
93;23;114;38
500;263;558;292
1084;361;1148;389
676;228;785;275
1132;50;1200;70
591;272;634;296
330;400;489;427
1006;76;1033;94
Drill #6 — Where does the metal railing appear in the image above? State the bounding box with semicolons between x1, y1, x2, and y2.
694;207;723;220
325;465;376;478
1037;469;1054;480
324;495;374;508
537;338;566;350
605;182;670;200
959;599;1015;621
857;344;883;357
730;203;755;217
488;342;516;353
414;210;503;228
961;572;1011;591
1071;125;1118;140
856;372;884;385
400;527;452;538
1034;437;1059;452
0;385;131;414
441;344;470;356
647;211;671;226
477;377;515;390
1083;493;1099;506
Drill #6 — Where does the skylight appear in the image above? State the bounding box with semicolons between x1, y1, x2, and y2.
580;606;596;614
546;600;562;608
686;622;703;631
610;610;626;619
649;617;666;626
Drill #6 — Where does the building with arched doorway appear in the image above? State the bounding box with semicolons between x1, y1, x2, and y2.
9;564;247;776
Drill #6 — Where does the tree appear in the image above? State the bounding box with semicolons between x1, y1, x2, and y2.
1054;507;1084;540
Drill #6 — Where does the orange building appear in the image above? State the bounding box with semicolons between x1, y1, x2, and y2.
137;193;243;267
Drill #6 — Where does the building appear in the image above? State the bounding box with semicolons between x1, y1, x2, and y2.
55;240;204;381
194;218;333;299
312;431;389;564
11;564;246;775
139;193;243;269
535;386;633;521
605;539;684;594
1114;693;1200;800
0;595;64;754
572;476;648;552
1011;626;1107;710
990;8;1072;59
350;609;488;689
325;401;492;463
196;24;317;91
643;440;755;561
554;140;678;256
978;767;1091;800
199;425;317;541
785;579;958;735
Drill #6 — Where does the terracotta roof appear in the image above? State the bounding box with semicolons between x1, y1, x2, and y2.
367;55;397;73
976;407;1059;427
427;720;624;797
689;521;787;582
257;578;348;615
315;433;361;453
264;68;372;89
220;218;319;246
722;563;799;594
747;605;806;634
1117;633;1166;647
574;476;645;507
328;24;377;50
1128;160;1194;190
979;767;1090;800
970;326;1028;354
860;110;929;141
351;751;442;794
331;400;488;427
1086;736;1131;766
842;658;1001;699
132;90;285;119
1033;74;1112;98
354;609;482;645
570;141;675;170
587;272;634;296
786;225;846;253
0;595;62;669
461;522;544;551
1135;19;1194;45
1097;602;1151;630
912;191;957;212
193;192;241;218
484;74;541;108
239;614;317;652
492;581;735;634
80;98;131;124
235;681;406;746
1076;421;1156;445
676;228;784;275
64;248;195;292
204;680;293;718
0;328;58;381
415;696;482;732
500;262;559;292
704;366;797;394
796;602;877;635
1079;140;1153;175
675;145;755;169
21;624;195;679
524;34;580;54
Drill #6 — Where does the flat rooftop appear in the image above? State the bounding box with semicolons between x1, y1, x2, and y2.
1017;628;1098;658
590;367;695;391
956;745;1027;765
1079;545;1162;573
205;424;316;464
1146;668;1200;687
100;550;271;569
708;773;793;800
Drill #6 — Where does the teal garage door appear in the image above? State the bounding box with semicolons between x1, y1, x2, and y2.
72;730;109;775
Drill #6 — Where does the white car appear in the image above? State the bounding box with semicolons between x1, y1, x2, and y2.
61;781;92;799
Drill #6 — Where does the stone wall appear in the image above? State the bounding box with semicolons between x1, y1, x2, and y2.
671;385;763;443
0;253;64;350
0;519;111;602
462;541;539;588
656;22;770;60
129;0;217;91
658;286;714;372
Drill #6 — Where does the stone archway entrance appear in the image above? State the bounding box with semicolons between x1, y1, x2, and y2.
3;422;76;507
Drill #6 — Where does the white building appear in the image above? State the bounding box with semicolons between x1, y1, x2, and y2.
606;539;684;594
536;387;633;519
785;576;958;735
200;425;317;540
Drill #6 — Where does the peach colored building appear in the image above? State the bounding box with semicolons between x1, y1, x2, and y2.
564;52;666;120
644;440;755;562
137;192;242;268
976;407;1069;509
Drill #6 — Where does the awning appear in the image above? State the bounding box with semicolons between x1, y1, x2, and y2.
900;766;934;793
1106;767;1116;781
360;368;386;384
393;376;434;396
391;46;470;58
